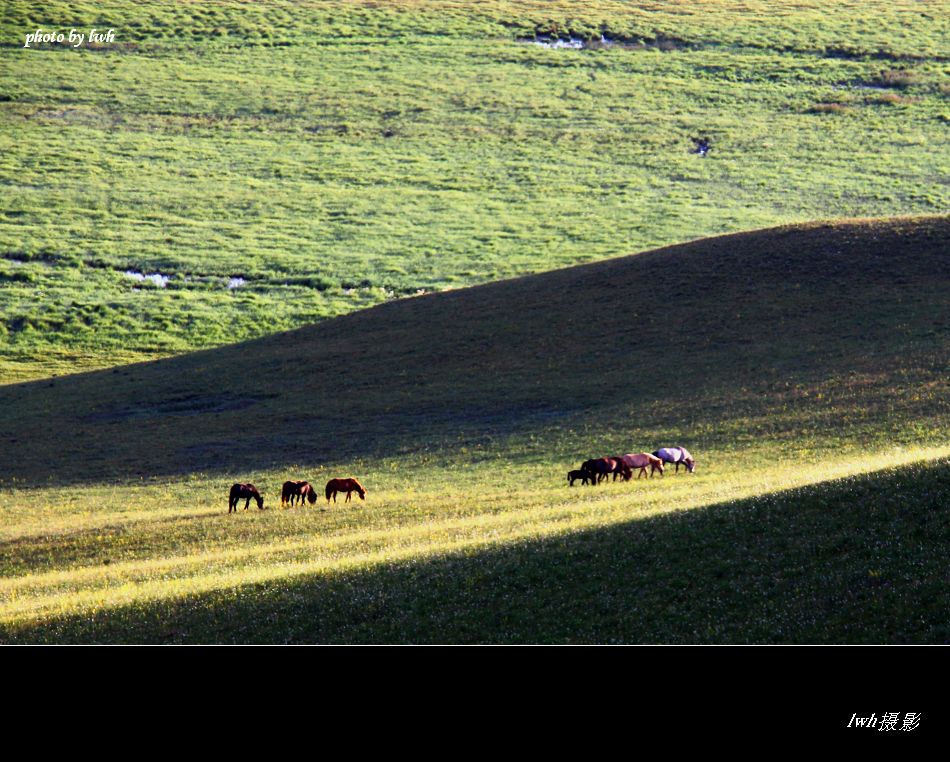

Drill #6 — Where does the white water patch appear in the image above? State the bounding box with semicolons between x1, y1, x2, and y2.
227;277;246;289
833;81;890;91
532;36;587;50
124;270;170;287
522;35;692;52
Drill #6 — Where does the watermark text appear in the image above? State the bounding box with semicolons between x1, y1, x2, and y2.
24;28;116;48
847;712;921;731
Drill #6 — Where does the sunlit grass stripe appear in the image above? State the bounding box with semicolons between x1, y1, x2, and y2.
3;447;946;628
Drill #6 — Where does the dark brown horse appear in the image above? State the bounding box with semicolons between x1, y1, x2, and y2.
582;457;626;484
325;477;366;503
281;480;317;507
229;483;264;513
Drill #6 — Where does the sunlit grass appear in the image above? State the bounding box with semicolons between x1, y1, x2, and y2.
2;443;947;636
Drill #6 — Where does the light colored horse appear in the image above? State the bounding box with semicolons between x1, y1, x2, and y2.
620;453;664;479
653;447;696;473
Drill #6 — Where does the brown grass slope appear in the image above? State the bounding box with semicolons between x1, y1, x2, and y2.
1;216;947;486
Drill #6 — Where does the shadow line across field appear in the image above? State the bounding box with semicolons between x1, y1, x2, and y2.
4;456;947;644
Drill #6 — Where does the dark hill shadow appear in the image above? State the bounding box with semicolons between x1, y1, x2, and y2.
5;457;948;644
1;216;948;486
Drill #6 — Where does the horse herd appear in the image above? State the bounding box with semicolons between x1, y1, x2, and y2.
226;447;695;513
227;477;366;513
568;446;696;486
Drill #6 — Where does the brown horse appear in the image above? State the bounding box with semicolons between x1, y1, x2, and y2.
325;477;366;503
229;483;265;513
281;480;317;507
610;456;633;482
620;453;665;479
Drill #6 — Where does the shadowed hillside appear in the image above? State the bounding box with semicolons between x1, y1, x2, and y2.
1;216;948;485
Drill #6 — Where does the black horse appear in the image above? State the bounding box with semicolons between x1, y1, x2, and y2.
568;469;591;486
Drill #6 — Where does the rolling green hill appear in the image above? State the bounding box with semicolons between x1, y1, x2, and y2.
1;216;948;642
3;1;949;380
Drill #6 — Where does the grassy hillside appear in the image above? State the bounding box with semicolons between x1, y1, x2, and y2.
1;217;948;642
2;1;948;379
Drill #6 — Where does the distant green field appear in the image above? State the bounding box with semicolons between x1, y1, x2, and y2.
2;1;948;380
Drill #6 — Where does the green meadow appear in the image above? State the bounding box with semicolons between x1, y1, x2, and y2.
0;2;948;642
2;1;948;379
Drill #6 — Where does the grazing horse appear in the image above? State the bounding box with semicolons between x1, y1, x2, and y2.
610;456;633;482
229;483;265;513
281;480;318;507
582;457;625;484
653;446;696;473
567;469;591;486
620;452;665;479
325;477;366;503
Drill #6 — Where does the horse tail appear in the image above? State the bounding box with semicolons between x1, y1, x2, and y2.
325;482;333;501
